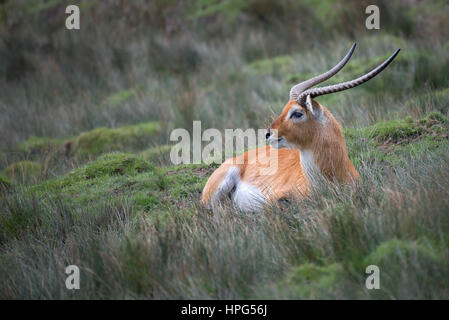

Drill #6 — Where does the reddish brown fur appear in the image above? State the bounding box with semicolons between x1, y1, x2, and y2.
201;99;359;206
270;100;359;183
201;146;307;204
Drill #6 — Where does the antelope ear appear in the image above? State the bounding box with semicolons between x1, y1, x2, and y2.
305;95;314;115
305;95;323;119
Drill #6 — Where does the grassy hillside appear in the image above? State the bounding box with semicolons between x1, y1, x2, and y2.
0;0;449;299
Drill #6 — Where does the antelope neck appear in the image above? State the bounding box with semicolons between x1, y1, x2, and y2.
299;132;349;183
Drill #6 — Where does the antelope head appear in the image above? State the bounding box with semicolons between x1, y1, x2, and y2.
266;43;400;183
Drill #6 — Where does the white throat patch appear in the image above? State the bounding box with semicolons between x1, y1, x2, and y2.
300;149;317;182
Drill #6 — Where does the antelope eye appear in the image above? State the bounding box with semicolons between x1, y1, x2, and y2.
291;111;303;119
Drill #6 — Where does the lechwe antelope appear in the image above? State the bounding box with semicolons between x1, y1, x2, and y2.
201;43;400;212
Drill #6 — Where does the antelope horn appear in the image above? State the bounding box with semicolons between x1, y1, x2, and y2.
289;43;356;100
297;49;401;106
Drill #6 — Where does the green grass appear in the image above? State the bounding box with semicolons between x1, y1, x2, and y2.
17;136;64;157
2;160;42;185
33;153;212;217
246;55;297;76
22;112;447;218
362;239;446;299
1;111;447;298
279;263;344;299
0;175;12;191
1;147;448;298
72;122;161;158
406;88;449;114
140;145;172;165
345;112;449;167
1;0;449;300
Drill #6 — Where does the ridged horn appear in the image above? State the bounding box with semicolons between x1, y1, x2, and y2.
297;49;401;105
289;43;356;100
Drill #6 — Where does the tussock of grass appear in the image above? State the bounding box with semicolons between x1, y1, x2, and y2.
72;122;161;158
406;88;449;114
66;153;154;179
363;239;446;299
364;118;420;142
18;136;64;157
344;112;449;167
3;122;164;180
140;145;172;165
34;153;211;216
280;263;344;299
2;160;42;184
354;112;448;144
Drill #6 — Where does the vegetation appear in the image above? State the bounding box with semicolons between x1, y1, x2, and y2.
2;161;42;184
0;175;12;191
0;0;448;299
72;121;162;158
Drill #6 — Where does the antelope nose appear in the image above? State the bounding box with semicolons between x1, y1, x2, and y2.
265;129;271;140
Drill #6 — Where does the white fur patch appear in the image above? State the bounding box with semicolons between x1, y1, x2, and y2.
305;95;314;115
232;181;265;212
300;149;317;182
211;166;240;206
211;166;265;212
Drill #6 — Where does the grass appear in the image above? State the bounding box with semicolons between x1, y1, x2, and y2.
1;147;448;299
350;113;449;168
32;153;212;218
1;111;447;299
0;0;449;299
72;122;162;159
0;175;11;191
2;160;42;185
